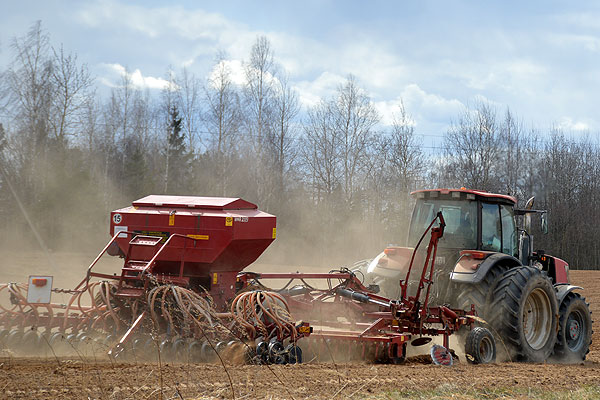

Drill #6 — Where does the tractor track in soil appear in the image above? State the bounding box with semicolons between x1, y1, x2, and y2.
1;265;600;399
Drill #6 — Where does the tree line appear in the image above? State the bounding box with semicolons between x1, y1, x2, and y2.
0;22;598;269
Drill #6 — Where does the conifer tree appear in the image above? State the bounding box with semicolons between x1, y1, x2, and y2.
164;105;190;193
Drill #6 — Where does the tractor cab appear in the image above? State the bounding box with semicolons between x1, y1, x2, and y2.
408;189;518;257
361;189;521;300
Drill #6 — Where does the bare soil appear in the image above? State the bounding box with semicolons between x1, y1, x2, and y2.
1;255;600;399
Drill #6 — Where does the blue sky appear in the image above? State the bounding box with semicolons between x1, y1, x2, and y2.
1;1;599;145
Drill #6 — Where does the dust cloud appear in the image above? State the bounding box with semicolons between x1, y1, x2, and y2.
0;186;415;292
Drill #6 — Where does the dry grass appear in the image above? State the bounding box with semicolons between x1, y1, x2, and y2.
374;385;600;400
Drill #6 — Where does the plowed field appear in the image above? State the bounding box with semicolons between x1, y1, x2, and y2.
1;267;600;399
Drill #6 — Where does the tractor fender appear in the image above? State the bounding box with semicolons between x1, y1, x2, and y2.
554;283;583;306
450;253;521;284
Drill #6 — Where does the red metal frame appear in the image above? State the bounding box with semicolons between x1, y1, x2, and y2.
238;212;475;358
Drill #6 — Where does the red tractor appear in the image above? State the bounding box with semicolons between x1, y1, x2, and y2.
360;188;592;362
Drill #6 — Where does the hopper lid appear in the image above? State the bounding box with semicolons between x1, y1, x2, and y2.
132;195;258;210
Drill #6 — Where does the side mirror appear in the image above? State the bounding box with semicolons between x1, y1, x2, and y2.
541;212;548;234
525;196;535;210
523;214;531;233
519;231;531;265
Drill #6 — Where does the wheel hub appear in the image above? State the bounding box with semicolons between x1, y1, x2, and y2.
565;310;585;351
568;318;580;341
479;336;495;363
522;288;552;350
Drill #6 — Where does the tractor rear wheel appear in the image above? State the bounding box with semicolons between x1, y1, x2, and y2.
488;266;558;362
553;292;592;361
455;264;509;314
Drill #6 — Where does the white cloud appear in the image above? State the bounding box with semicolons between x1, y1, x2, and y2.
549;33;600;53
373;84;465;129
268;33;330;77
337;42;408;91
553;12;600;32
374;100;406;127
208;59;246;87
182;58;195;68
402;84;464;122
455;60;547;95
373;100;416;128
103;63;172;90
77;0;234;42
75;0;264;67
294;72;346;107
558;117;590;132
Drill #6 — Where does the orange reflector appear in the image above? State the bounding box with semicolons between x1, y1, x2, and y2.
384;248;397;256
541;256;547;262
460;251;487;260
32;278;47;287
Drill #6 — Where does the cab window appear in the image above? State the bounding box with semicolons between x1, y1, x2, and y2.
501;204;517;257
408;199;477;249
481;203;501;251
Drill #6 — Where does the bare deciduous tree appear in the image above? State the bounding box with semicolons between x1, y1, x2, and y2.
205;53;241;195
176;67;201;153
3;21;53;198
498;108;524;196
302;100;340;199
269;73;299;197
244;36;275;155
333;75;379;203
49;45;94;144
444;102;499;191
389;102;424;193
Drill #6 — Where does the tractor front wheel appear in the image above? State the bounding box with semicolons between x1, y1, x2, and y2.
553;292;592;361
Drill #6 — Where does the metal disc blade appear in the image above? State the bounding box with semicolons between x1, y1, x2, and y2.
430;344;453;366
411;337;432;346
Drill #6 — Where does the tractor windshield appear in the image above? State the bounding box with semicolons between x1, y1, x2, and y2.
408;199;477;249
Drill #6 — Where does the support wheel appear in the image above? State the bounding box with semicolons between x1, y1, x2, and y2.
256;341;268;364
187;341;202;362
171;338;186;360
390;342;407;364
553;292;592;361
465;327;496;364
285;343;303;364
201;341;216;362
268;340;286;364
20;330;41;352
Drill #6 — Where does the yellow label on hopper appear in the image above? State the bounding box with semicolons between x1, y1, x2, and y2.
225;217;233;226
187;234;209;240
272;228;277;239
169;214;175;226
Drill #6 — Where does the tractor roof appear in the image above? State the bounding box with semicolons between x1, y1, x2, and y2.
411;188;517;204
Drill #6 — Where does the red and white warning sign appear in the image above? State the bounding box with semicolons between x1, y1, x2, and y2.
27;275;53;304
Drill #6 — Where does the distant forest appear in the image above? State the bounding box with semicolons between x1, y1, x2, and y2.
1;22;599;269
